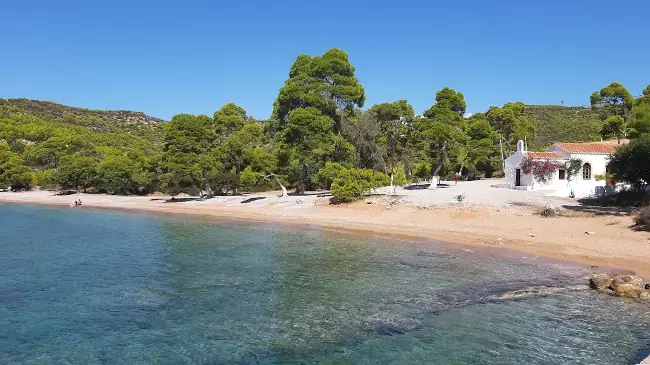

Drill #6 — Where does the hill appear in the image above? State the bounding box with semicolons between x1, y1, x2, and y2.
523;105;602;150
0;98;165;137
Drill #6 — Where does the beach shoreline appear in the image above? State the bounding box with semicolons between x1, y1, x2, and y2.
2;182;649;280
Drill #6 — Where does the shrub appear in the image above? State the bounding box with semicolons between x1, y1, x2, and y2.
57;155;98;192
454;194;466;203
34;169;58;189
1;156;34;190
239;166;258;190
315;162;348;189
634;206;650;231
211;172;240;196
390;162;408;186
539;206;557;217
330;168;389;203
608;135;650;192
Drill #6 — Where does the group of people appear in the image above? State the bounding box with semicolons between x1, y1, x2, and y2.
72;199;83;207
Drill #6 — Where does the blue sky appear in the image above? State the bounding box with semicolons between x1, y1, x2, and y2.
2;0;649;120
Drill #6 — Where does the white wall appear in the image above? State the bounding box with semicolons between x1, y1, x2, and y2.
506;141;613;197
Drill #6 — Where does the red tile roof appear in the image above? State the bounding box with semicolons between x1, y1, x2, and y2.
555;140;628;154
527;152;564;159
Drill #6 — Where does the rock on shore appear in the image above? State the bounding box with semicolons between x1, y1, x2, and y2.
589;273;650;299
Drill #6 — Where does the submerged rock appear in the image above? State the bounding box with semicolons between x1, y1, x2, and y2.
365;314;421;336
589;273;613;291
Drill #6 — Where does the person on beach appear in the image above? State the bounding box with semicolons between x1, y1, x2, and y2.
77;199;82;207
74;200;78;207
454;172;460;185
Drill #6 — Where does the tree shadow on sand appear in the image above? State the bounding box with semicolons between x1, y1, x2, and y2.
560;203;636;217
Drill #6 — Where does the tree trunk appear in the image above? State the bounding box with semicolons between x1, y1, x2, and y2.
202;170;213;198
263;173;288;197
429;141;447;189
458;161;465;176
298;163;308;195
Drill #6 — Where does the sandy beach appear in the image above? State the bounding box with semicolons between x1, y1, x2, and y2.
2;178;649;279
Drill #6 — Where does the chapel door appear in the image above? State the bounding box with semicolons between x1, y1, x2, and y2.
515;169;521;186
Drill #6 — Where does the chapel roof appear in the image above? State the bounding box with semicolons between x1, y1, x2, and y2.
554;139;629;154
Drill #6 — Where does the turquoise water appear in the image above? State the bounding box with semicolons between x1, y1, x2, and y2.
1;204;649;364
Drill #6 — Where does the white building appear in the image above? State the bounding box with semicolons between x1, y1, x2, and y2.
504;139;628;197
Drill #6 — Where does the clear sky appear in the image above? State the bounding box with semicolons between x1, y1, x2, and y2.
2;0;649;120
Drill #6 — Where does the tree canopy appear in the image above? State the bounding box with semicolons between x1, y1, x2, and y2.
1;57;649;203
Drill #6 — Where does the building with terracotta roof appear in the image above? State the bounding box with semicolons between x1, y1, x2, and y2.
504;139;628;197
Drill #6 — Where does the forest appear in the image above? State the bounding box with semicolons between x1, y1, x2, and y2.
1;48;649;202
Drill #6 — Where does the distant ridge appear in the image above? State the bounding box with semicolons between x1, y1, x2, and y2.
0;98;165;135
1;98;605;150
523;104;602;149
1;98;165;125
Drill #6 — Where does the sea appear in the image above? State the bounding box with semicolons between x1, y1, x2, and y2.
1;204;649;364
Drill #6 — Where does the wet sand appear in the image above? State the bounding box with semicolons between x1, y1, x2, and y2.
1;188;649;279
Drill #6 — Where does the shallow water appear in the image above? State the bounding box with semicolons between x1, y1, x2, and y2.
1;204;649;364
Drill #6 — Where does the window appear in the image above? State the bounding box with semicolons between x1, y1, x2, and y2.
558;169;566;180
582;163;591;180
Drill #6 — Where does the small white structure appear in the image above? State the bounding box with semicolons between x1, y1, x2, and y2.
504;139;628;197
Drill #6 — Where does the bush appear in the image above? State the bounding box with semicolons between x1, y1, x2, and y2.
330;168;389;203
315;162;348;189
390;162;408;186
238;166;272;192
608;135;650;192
635;206;650;231
34;169;58;190
1;156;34;190
539;206;557;217
454;194;466;203
211;172;240;196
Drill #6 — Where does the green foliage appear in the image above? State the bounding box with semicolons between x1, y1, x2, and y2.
0;155;33;190
239;166;273;192
590;82;634;118
522;105;602;150
210;172;240;196
390;162;408;186
412;161;431;180
368;100;414;173
608;134;650;192
341;110;387;170
278;107;337;193
4;52;646;200
563;158;584;182
423;87;466;119
97;155;135;194
273;48;365;132
330;168;389;203
34;169;58;189
486;102;535;147
630;103;650;138
213;103;248;134
600;115;626;142
315;162;348;189
57;155;98;192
